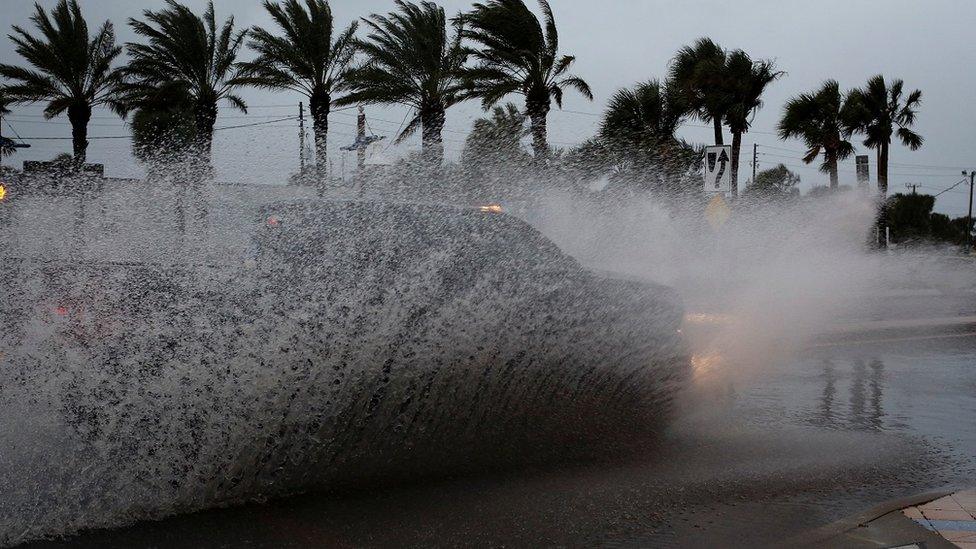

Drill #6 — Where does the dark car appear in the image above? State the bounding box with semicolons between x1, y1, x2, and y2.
0;199;687;541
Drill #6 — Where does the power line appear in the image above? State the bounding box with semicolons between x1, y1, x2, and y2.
932;178;968;197
13;116;297;140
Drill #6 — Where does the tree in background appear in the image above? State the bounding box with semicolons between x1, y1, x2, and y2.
723;49;782;196
777;80;854;188
842;75;923;199
460;102;529;194
237;0;358;184
887;193;971;246
744;163;800;200
668;38;728;145
462;102;529;166
122;1;248;164
0;0;124;165
460;0;592;160
599;79;686;149
337;1;466;166
596;79;698;194
129;84;197;177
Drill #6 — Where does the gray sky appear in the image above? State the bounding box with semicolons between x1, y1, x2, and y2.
2;0;974;216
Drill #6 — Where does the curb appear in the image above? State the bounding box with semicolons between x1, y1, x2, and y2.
786;490;953;547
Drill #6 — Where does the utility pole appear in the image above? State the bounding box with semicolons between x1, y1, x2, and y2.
905;183;918;195
752;143;758;184
298;102;306;172
964;170;975;252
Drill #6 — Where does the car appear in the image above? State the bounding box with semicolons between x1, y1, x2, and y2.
1;198;688;522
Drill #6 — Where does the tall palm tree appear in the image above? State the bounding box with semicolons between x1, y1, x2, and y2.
777;80;854;188
842;75;923;199
0;0;124;165
237;0;358;181
335;1;466;166
599;79;686;150
460;0;592;160
122;0;248;163
668;37;727;145
722;49;782;196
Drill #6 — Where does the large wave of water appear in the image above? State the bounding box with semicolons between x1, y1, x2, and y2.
0;198;685;546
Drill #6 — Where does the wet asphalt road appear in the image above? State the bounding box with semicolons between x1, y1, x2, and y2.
23;327;976;548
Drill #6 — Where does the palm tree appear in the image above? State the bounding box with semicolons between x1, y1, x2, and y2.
460;0;592;160
335;1;466;166
668;37;727;145
599;79;686;150
842;75;923;199
122;0;248;163
722;49;782;196
462;102;528;166
777;80;854;188
0;0;124;165
598;79;698;194
237;0;358;181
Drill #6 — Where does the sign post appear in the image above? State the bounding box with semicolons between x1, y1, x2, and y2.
703;145;733;230
703;145;732;194
856;155;870;187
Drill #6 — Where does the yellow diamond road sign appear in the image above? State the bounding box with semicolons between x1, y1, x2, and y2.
705;194;730;229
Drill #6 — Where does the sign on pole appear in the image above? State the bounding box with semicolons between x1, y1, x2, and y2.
856;155;870;186
703;145;732;193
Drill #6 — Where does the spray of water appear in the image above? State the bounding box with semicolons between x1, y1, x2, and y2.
1;143;970;546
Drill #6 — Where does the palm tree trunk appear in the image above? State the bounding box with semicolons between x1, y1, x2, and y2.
421;103;445;166
730;130;741;198
67;103;92;166
194;101;219;167
310;90;330;190
878;142;889;198
877;142;890;247
713;117;724;146
527;97;551;161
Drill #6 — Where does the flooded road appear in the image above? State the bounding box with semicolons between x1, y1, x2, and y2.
24;331;976;548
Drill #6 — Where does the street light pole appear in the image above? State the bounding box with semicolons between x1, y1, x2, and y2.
965;170;975;251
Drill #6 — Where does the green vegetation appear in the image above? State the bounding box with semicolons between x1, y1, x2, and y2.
0;0;950;238
460;0;592;160
237;0;358;180
120;0;248;163
0;0;124;164
778;80;854;188
842;75;923;199
335;1;466;166
745;164;801;200
887;193;971;246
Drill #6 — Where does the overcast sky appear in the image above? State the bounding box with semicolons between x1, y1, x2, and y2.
2;0;974;216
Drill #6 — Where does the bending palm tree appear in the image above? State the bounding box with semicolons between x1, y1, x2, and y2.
722;49;782;196
842;75;923;199
599;79;697;193
237;0;358;182
668;37;727;145
335;1;466;166
599;79;686;150
122;0;248;163
461;0;592;160
0;0;124;165
777;80;854;188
